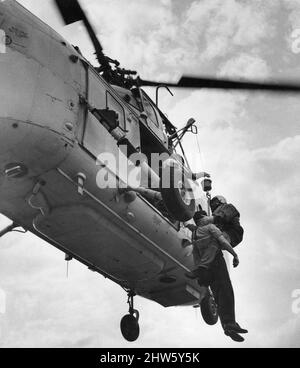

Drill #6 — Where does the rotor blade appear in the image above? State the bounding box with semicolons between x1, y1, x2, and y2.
54;0;85;25
178;76;300;92
140;76;300;92
139;79;177;88
54;0;109;67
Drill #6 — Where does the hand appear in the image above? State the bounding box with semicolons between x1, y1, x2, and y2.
233;256;239;268
192;172;211;180
185;224;196;232
182;239;191;248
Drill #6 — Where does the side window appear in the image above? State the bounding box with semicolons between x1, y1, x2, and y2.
83;113;104;157
106;91;126;131
143;97;159;128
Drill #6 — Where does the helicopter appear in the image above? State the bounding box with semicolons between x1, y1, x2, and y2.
1;0;300;343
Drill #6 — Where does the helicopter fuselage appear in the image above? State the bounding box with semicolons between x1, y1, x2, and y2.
0;0;208;308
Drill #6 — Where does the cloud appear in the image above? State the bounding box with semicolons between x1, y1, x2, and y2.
16;0;279;79
285;0;300;29
219;53;270;79
185;0;277;62
168;89;300;346
1;0;299;348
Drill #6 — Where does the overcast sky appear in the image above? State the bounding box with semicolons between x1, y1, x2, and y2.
0;0;300;348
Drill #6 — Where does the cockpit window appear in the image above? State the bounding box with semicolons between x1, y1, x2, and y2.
142;94;159;128
112;86;142;112
106;91;126;131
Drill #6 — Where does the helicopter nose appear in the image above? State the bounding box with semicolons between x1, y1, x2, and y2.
0;117;33;178
0;46;37;152
0;114;71;179
0;43;43;174
0;1;72;180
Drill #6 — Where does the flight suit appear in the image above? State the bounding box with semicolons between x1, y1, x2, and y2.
209;203;244;326
191;223;236;326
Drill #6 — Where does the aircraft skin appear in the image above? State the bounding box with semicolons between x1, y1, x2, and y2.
0;0;209;308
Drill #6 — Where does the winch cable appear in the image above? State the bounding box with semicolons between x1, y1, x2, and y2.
195;131;205;173
195;130;212;215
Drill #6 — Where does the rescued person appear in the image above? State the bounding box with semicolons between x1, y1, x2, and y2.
183;210;248;342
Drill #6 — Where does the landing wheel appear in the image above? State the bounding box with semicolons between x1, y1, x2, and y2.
160;165;196;222
201;291;218;326
120;291;140;342
120;314;140;342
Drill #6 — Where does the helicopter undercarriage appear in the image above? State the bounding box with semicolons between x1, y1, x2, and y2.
0;43;215;340
0;119;217;342
0;0;224;343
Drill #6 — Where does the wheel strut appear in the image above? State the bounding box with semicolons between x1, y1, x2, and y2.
0;223;26;238
120;290;140;342
127;290;139;321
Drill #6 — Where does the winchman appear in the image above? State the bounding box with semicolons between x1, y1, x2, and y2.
185;206;247;342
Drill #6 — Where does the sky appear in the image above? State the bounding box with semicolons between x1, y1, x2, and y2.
0;0;300;348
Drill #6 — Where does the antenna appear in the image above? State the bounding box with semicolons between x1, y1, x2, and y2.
65;254;73;278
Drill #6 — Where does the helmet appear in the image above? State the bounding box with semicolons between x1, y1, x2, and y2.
210;195;227;211
193;210;208;223
213;195;227;204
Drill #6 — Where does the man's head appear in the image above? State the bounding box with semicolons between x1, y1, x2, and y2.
193;210;208;225
210;195;227;212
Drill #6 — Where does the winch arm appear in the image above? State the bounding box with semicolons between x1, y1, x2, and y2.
0;222;27;238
